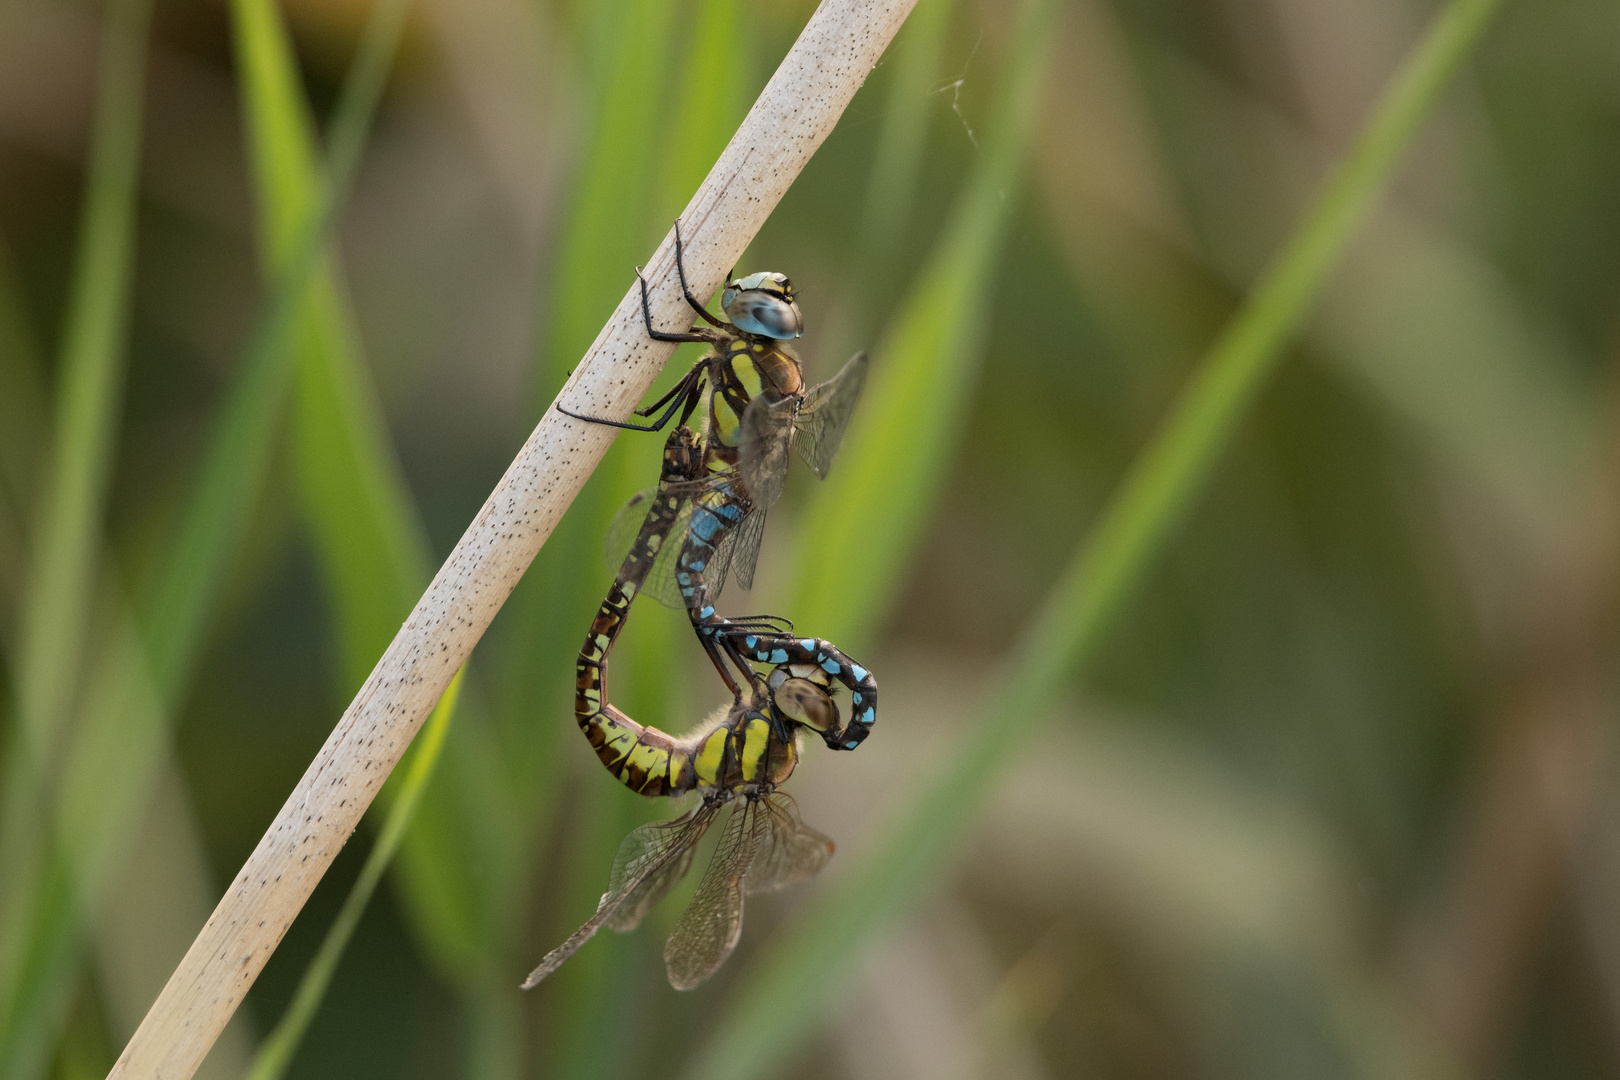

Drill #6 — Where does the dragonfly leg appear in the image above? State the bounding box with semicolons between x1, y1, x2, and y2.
698;630;744;697
636;266;720;344
672;220;726;329
623;360;706;425
558;361;703;432
721;612;796;635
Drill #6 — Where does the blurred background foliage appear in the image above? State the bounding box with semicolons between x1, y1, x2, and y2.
0;0;1618;1077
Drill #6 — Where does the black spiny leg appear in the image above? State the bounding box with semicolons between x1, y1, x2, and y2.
558;229;732;428
557;358;705;432
699;633;744;698
724;613;796;635
636;266;713;344
672;221;726;329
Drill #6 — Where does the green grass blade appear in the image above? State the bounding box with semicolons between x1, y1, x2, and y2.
0;238;45;616
232;0;433;681
289;304;431;684
11;0;151;776
788;0;1054;649
690;0;1501;1075
0;236;45;996
242;670;464;1080
656;0;746;225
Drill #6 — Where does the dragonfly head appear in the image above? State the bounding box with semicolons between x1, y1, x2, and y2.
722;272;802;340
766;664;840;750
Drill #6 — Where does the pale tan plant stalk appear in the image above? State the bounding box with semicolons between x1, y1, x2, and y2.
106;2;916;1075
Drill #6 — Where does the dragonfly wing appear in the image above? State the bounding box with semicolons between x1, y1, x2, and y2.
604;483;695;609
641;499;695;610
795;351;868;479
739;395;795;511
604;486;659;572
521;803;717;988
729;502;767;592
663;798;767;990
700;513;738;603
745;791;834;895
602;802;718;932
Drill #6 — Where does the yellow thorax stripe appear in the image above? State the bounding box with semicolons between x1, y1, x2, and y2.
739;715;771;782
694;725;729;787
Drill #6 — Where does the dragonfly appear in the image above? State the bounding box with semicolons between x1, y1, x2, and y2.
560;221;876;748
530;425;855;988
576;424;866;799
522;692;835;991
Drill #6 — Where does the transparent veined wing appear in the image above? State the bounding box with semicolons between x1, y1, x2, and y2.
603;484;694;609
739;394;796;512
733;392;806;592
521;802;719;988
794;351;868;479
738;351;867;509
697;517;738;605
603;803;718;932
745;791;834;894
663;797;768;990
728;499;768;592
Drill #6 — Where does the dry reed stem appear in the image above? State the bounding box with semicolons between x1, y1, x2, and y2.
107;2;916;1074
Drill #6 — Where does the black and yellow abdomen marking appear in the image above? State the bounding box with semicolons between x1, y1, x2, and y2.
575;426;704;797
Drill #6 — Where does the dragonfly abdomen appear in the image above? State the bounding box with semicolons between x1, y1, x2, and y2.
578;703;696;796
675;486;749;618
575;693;801;798
574;426;708;797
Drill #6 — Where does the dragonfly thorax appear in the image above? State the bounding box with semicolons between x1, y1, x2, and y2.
704;338;804;454
722;272;802;340
685;693;804;792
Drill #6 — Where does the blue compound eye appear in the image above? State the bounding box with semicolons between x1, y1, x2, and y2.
722;274;802;339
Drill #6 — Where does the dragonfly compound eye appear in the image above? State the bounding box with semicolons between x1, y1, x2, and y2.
722;272;803;340
770;676;839;733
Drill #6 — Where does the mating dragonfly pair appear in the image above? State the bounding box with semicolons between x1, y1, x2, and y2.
522;225;876;991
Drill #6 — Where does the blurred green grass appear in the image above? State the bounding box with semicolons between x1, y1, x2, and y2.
0;0;152;1068
4;0;1620;1077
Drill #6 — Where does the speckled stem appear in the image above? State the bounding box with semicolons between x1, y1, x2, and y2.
106;1;916;1075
